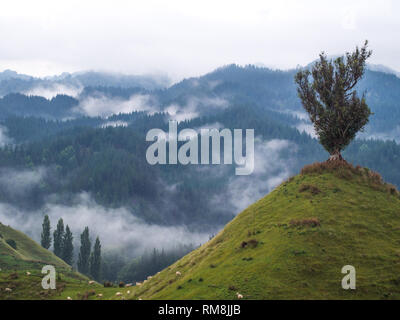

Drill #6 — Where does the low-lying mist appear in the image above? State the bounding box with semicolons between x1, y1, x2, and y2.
219;138;297;213
23;84;83;100
0;125;12;147
0;192;211;259
75;94;158;118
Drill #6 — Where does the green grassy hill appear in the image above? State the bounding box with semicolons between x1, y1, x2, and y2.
0;223;71;268
0;223;126;300
126;162;400;300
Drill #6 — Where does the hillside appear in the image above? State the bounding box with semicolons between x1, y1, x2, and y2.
0;223;70;268
0;223;124;300
126;162;400;300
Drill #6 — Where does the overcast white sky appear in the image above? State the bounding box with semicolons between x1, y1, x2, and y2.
0;0;399;80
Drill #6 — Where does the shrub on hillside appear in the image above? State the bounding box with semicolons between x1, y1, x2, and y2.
387;184;399;196
6;239;17;249
299;184;321;195
301;161;357;176
9;272;19;279
301;161;399;196
290;218;321;228
78;290;96;300
241;239;259;249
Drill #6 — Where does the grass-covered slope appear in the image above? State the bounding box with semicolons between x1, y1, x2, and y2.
0;223;126;300
127;162;400;300
0;223;70;268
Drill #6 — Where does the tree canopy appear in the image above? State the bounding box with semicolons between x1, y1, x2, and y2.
295;41;373;160
62;225;74;266
77;227;91;276
90;237;102;281
53;218;64;258
40;215;51;250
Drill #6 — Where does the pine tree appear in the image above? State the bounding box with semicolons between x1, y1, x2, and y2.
295;41;372;161
40;215;51;249
62;225;74;265
77;227;91;275
89;237;102;281
53;218;64;258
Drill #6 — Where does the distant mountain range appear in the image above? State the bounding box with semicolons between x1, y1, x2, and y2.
2;62;399;83
367;64;400;78
0;69;171;97
1;63;399;139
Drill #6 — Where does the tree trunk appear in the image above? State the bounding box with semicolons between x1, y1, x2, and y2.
328;150;343;162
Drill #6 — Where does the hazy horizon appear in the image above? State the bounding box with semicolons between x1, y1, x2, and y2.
1;61;399;86
0;0;399;82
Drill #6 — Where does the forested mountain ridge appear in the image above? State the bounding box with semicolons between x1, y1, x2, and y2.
1;104;400;231
0;93;78;119
1;65;399;138
0;69;170;97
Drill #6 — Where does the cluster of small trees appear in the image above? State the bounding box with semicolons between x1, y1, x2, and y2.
40;215;102;281
41;215;73;265
77;227;102;281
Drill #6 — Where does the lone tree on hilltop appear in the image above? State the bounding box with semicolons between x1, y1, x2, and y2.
295;41;373;161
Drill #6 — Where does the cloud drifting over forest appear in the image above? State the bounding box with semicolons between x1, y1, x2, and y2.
76;94;157;117
0;126;12;147
210;138;298;214
23;84;83;99
0;191;210;257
